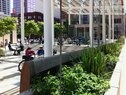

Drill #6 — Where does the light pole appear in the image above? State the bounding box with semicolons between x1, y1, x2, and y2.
97;0;101;46
59;0;63;94
89;0;94;47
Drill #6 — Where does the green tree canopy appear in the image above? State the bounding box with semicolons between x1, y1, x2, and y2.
0;17;16;36
3;17;16;32
0;17;16;44
37;21;44;36
54;23;66;37
0;20;5;36
25;20;39;36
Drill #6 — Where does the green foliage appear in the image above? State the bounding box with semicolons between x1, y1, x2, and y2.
25;20;39;36
99;42;122;56
37;21;44;36
32;75;60;95
54;23;66;37
81;48;106;75
105;54;118;72
0;17;16;36
32;64;110;95
117;36;125;44
31;42;123;95
0;20;5;36
0;48;5;56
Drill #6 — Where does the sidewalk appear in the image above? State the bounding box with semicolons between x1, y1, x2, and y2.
118;40;126;95
0;43;39;95
0;55;21;95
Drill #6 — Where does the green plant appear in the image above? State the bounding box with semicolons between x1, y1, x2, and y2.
81;48;106;75
105;54;118;72
99;43;122;56
32;64;110;95
0;48;5;56
32;74;60;95
117;36;125;44
54;23;66;38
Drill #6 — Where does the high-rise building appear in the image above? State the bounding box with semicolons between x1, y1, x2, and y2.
25;0;35;13
13;0;20;15
0;0;10;15
13;0;35;15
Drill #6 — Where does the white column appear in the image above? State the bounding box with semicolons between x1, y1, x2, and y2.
68;13;71;25
79;14;81;24
21;0;25;45
112;0;114;41
108;1;111;42
89;0;93;47
43;0;53;57
102;0;106;44
52;2;54;46
68;0;71;25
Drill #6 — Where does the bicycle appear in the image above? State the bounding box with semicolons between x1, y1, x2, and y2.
18;55;34;72
18;50;57;72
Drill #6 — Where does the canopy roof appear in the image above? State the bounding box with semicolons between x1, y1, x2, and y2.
54;0;124;15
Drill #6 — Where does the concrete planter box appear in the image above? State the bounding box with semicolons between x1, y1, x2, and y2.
105;44;125;95
20;43;125;95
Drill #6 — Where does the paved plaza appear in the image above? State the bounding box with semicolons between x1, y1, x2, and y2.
0;56;21;95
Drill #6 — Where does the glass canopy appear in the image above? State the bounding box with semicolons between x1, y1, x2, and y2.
54;0;124;15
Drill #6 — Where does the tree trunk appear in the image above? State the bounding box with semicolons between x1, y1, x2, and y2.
3;35;4;47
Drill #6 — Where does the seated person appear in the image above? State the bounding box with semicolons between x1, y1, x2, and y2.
25;47;35;56
17;42;24;55
8;42;17;55
25;47;35;60
37;46;44;57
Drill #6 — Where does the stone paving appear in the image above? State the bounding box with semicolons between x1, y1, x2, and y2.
0;56;21;95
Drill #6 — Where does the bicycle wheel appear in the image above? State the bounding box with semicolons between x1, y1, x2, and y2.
18;60;25;72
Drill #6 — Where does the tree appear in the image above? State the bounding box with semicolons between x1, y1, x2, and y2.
54;23;66;38
0;17;16;44
0;20;5;36
2;17;16;33
37;21;44;36
25;20;39;40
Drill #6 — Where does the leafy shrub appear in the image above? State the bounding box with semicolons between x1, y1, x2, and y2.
99;43;122;56
105;54;118;72
32;75;60;95
81;48;106;75
32;64;110;95
0;48;5;56
117;36;125;44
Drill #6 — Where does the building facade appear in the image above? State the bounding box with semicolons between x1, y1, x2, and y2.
17;12;60;24
13;0;36;15
0;0;10;15
13;0;20;15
